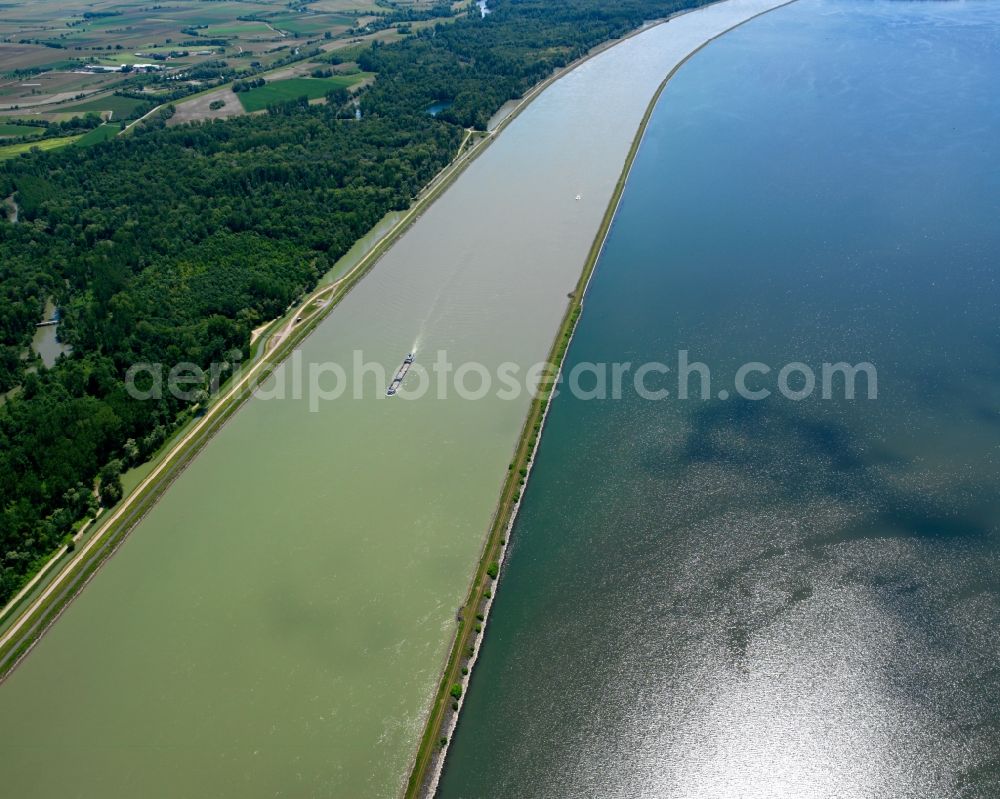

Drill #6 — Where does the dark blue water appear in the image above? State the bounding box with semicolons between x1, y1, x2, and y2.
439;1;1000;796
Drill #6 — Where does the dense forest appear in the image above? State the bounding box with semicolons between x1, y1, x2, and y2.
0;0;705;603
360;0;708;127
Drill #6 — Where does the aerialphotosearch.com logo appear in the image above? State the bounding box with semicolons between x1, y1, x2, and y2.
125;350;878;411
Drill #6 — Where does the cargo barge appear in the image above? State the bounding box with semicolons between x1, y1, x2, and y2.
386;353;414;396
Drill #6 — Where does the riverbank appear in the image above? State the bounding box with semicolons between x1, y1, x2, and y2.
407;1;798;795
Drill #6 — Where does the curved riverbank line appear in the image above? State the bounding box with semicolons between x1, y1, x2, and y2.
407;0;798;795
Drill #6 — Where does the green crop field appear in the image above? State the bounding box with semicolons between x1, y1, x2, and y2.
268;13;356;36
59;94;149;118
74;123;123;147
236;74;367;112
310;0;381;11
0;135;82;161
0;124;44;139
199;22;276;38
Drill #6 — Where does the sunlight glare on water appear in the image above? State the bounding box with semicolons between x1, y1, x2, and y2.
439;1;1000;796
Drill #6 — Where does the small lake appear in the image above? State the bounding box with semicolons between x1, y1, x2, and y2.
426;101;452;117
30;299;71;368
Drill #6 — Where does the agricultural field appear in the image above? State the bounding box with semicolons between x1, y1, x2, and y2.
0;117;121;159
310;0;383;11
198;21;278;40
90;47;202;67
0;0;374;53
57;93;149;118
0;123;43;138
0;0;461;131
73;121;122;145
0;44;79;72
0;69;124;109
236;73;369;112
267;12;356;37
167;87;243;126
0;133;81;160
0;1;306;50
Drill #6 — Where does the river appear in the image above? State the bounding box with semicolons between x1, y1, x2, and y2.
438;0;1000;796
0;1;790;797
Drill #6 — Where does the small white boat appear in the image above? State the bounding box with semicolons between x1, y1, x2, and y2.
575;194;582;201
